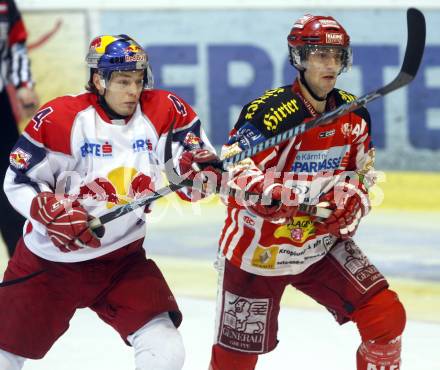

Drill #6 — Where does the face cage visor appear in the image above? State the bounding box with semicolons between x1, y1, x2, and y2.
98;63;154;91
289;44;352;74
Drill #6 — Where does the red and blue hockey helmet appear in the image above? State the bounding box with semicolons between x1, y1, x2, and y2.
287;14;352;74
86;34;154;89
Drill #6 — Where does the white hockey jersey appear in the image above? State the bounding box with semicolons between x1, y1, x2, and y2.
4;90;214;262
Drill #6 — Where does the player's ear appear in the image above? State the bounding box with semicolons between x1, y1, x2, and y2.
92;73;105;95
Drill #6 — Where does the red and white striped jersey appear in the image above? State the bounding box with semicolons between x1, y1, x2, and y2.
219;80;375;276
4;89;214;262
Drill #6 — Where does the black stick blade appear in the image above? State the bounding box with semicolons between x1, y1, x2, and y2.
402;8;426;77
378;8;426;95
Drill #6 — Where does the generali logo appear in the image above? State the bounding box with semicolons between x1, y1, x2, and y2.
326;33;344;45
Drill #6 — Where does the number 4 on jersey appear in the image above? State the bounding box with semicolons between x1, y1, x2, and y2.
167;94;187;116
32;107;54;131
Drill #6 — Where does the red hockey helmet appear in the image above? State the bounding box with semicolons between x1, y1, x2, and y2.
287;14;352;73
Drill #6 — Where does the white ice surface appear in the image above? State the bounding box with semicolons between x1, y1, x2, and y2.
23;296;439;370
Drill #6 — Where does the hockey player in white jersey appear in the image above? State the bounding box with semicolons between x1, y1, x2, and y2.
0;34;218;370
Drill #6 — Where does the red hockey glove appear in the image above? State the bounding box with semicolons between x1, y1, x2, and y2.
129;173;155;213
314;182;370;239
130;173;155;198
245;181;299;223
30;192;101;253
179;149;223;194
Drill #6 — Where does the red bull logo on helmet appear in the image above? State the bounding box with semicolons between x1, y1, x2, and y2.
9;148;32;170
125;44;141;53
90;37;102;49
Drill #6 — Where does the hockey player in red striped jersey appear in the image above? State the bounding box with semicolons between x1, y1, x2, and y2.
209;15;405;370
0;34;217;370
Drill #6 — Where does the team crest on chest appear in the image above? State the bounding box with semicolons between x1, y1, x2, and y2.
341;122;352;137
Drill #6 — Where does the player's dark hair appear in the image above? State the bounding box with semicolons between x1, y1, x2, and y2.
85;69;99;94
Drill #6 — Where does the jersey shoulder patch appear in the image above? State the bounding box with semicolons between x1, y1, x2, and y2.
334;88;358;104
237;85;308;136
25;92;94;155
333;88;371;126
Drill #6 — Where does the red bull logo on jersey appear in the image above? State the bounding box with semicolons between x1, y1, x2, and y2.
9;148;32;170
183;132;202;149
79;167;154;209
80;141;113;158
291;145;350;173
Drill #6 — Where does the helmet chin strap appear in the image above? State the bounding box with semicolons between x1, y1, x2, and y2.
299;70;327;102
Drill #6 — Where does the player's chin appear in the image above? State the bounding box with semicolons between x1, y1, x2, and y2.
118;105;136;116
321;78;336;92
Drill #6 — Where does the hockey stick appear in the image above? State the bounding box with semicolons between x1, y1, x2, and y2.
160;8;425;213
87;7;424;233
87;135;331;237
162;119;332;218
88;183;181;236
87;160;331;238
